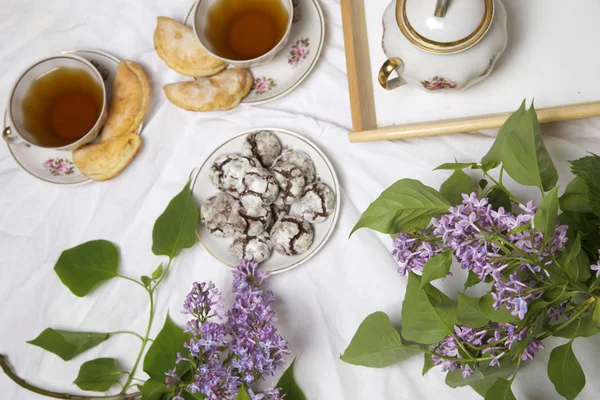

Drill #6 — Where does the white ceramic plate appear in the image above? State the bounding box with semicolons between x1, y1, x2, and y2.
3;49;143;186
184;0;325;105
192;128;340;274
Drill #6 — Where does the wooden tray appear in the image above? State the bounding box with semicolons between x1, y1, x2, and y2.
341;0;600;142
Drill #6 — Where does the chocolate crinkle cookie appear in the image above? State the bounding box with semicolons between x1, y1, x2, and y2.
271;197;290;225
290;182;336;223
271;161;306;205
231;201;273;236
274;150;316;183
270;216;314;256
201;193;237;237
230;232;273;263
241;130;282;168
236;167;279;209
209;154;260;197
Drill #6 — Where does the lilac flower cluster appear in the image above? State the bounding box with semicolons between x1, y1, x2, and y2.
431;324;545;377
393;193;569;320
391;193;574;377
167;260;289;400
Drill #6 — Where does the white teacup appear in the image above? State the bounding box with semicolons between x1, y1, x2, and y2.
192;0;293;68
4;55;108;151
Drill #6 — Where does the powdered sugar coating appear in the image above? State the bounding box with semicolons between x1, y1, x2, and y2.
230;232;273;262
201;193;238;237
241;131;282;168
209;154;261;197
236;167;280;209
231;201;273;236
270;216;314;256
290;182;336;223
271;161;306;205
274;150;316;183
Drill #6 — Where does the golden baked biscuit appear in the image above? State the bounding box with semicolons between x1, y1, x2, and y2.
163;68;253;112
99;61;151;142
73;133;142;181
154;16;227;77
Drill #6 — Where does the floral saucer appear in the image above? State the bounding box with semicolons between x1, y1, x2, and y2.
3;50;141;185
184;0;325;105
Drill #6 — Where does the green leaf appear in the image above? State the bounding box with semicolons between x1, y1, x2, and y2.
152;264;163;280
277;359;306;400
548;341;586;400
487;188;512;212
571;154;600;216
457;294;489;328
440;170;473;206
340;312;418;367
446;361;516;396
554;315;600;339
141;276;152;288
235;386;251;400
351;179;450;236
498;104;558;192
482;100;527;167
479;293;519;324
464;271;481;289
479;179;489;191
401;273;457;344
27;329;110;361
73;358;123;392
152;181;199;258
143;315;190;381
54;240;119;297
420;251;453;289
559;234;591;282
560;176;593;213
422;353;435;376
484;378;516;400
140;380;168;400
593;301;600;329
434;162;477;171
534;186;560;241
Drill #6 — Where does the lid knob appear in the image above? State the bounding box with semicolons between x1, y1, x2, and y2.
434;0;450;18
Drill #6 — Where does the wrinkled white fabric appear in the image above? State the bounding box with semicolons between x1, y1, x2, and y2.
1;1;600;399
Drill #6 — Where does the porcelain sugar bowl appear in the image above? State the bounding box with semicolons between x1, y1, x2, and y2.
379;0;507;92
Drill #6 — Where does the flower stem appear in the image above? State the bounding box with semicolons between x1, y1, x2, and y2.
0;354;141;400
116;274;146;290
539;300;594;340
110;331;144;341
121;257;173;392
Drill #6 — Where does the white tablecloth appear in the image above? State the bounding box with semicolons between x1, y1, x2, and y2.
1;1;600;399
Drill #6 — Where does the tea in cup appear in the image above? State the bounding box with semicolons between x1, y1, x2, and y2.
5;55;107;150
193;0;293;68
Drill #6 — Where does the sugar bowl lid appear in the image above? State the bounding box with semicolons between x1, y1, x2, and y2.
396;0;494;54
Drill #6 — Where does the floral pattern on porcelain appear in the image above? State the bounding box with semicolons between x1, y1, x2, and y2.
288;38;310;67
421;76;458;91
44;158;75;176
252;77;277;95
90;60;110;81
292;0;302;23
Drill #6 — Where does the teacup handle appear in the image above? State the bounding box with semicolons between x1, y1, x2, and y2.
378;58;405;90
2;126;25;146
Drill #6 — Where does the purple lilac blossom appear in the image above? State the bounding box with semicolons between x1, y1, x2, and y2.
590;251;600;277
393;193;568;320
167;260;289;400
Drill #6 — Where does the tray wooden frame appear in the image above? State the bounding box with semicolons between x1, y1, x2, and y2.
340;0;600;142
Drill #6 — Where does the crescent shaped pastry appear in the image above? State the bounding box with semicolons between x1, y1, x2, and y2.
154;16;227;77
163;68;253;112
73;133;142;181
98;61;151;142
